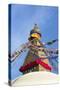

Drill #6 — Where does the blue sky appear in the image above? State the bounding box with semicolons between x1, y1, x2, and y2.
10;4;58;80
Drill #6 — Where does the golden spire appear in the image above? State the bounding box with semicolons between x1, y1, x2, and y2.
29;24;41;40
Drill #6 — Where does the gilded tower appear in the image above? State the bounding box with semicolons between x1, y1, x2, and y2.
20;24;51;74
